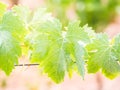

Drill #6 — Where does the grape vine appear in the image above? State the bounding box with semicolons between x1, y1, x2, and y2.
0;2;120;83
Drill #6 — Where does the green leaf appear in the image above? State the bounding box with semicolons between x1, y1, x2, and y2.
65;55;75;78
31;33;66;83
64;41;86;78
86;34;120;79
42;43;66;83
65;21;90;78
30;33;49;62
12;6;31;25
36;18;62;34
32;8;51;22
112;34;120;61
30;18;66;83
30;8;53;29
0;30;21;75
30;20;90;82
74;42;85;78
1;11;26;40
66;21;90;43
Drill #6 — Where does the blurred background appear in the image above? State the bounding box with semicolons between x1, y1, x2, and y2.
0;0;120;90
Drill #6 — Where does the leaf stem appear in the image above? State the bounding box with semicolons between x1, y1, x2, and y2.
14;64;39;66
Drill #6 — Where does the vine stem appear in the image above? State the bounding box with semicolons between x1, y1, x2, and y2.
14;64;39;66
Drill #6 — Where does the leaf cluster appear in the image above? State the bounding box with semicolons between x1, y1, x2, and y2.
0;2;120;83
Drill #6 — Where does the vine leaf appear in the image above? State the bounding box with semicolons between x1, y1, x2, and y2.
31;35;66;83
12;6;31;24
31;18;66;83
86;34;120;79
1;11;26;41
113;34;120;61
1;3;120;84
65;42;86;78
31;20;90;83
66;21;90;78
30;8;53;30
0;31;21;75
66;21;90;43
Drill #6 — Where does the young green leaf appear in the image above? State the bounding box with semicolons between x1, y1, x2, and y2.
0;30;21;75
65;21;90;78
12;6;31;25
112;35;120;61
66;21;90;43
1;11;26;40
30;18;66;83
86;34;120;79
64;42;86;78
30;8;53;29
31;34;66;83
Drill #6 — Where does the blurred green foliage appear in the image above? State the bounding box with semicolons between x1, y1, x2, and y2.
45;0;120;32
45;0;75;26
76;0;120;32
